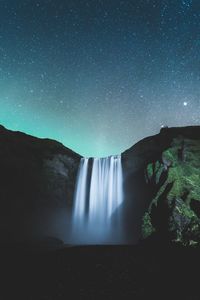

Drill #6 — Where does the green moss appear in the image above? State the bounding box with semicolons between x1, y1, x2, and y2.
155;162;164;184
147;163;154;179
149;180;168;209
163;147;178;166
142;212;155;238
175;202;195;218
142;137;200;246
161;138;200;204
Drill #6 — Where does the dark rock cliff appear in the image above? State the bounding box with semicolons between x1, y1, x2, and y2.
0;125;81;242
1;124;200;246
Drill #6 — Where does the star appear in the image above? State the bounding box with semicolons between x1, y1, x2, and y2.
0;0;199;157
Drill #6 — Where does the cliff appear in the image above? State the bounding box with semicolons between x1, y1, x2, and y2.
1;124;200;246
0;125;81;242
122;126;200;245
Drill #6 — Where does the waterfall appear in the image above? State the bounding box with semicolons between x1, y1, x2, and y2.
72;155;124;244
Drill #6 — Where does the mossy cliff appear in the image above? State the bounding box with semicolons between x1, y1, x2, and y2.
122;126;200;245
141;130;200;246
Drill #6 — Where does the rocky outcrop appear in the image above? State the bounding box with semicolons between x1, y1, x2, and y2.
122;126;200;245
1;124;200;246
0;125;81;242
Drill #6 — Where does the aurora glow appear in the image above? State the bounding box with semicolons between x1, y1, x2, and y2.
1;1;200;157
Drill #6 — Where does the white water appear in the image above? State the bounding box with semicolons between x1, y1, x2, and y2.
72;155;124;244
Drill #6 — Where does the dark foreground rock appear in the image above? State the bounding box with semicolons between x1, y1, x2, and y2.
1;244;200;300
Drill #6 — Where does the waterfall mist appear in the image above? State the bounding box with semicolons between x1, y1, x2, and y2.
71;155;124;244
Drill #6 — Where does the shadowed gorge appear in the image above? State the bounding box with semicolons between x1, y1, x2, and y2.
1;124;200;246
1;124;200;300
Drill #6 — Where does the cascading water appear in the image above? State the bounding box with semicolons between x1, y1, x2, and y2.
72;155;124;244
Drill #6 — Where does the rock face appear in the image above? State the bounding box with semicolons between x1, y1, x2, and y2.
0;125;81;243
122;126;200;245
1;124;200;246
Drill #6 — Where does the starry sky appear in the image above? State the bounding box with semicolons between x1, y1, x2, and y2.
1;0;200;157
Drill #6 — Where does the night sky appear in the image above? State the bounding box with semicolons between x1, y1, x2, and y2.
1;0;200;157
